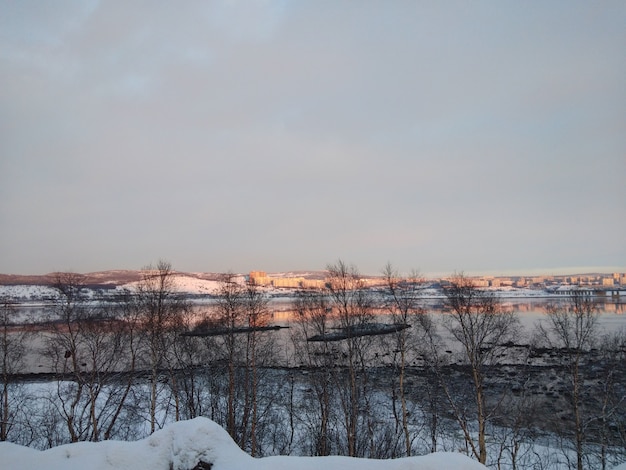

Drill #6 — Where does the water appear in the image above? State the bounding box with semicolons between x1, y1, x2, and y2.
9;297;626;374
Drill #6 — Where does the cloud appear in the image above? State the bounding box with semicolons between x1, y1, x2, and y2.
0;1;624;275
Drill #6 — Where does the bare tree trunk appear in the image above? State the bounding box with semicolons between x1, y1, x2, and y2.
150;350;158;434
250;330;258;456
0;297;24;442
0;381;7;441
440;273;519;465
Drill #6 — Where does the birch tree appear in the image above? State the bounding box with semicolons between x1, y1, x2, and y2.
45;273;136;442
536;292;601;470
0;296;27;442
291;289;338;456
325;260;376;457
381;263;424;456
440;273;519;465
134;260;189;433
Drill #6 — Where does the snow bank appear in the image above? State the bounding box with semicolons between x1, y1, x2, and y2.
0;417;487;470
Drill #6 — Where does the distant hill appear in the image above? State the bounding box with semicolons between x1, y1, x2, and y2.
0;270;143;287
0;270;330;287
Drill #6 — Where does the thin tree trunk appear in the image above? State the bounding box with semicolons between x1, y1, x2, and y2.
399;341;411;456
1;380;8;441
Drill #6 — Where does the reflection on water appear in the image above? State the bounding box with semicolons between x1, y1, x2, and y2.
11;297;626;326
8;296;626;374
499;299;626;314
266;298;626;322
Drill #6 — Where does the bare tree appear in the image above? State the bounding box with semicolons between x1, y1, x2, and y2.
440;273;519;465
169;316;206;421
288;261;381;457
0;296;27;441
381;263;424;456
325;260;377;457
536;292;600;470
211;273;274;455
99;288;142;441
133;260;189;433
213;273;245;442
44;273;139;443
241;281;272;456
45;272;93;443
397;296;451;456
594;328;626;469
291;289;337;456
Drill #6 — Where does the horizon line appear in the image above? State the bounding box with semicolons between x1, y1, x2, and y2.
1;265;625;279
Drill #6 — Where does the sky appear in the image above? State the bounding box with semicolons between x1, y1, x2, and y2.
1;1;625;277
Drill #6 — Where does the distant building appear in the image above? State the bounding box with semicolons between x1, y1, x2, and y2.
272;277;304;288
249;271;326;289
249;271;271;286
602;278;615;287
472;279;489;288
514;278;527;287
361;278;387;287
302;279;326;289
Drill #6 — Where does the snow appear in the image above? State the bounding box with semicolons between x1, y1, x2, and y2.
120;274;231;296
0;417;488;470
0;284;58;301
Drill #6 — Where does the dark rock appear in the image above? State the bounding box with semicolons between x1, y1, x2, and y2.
191;461;212;470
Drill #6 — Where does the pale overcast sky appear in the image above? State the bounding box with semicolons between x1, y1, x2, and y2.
1;1;625;276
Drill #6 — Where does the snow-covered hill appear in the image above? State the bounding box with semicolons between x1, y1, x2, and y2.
0;273;245;301
0;417;487;470
122;273;241;296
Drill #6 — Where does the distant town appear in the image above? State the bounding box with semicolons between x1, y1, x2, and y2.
248;270;626;296
0;269;624;300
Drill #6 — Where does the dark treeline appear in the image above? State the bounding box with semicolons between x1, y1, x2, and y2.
1;260;625;469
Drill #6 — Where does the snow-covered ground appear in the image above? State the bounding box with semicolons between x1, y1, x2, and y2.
0;417;487;470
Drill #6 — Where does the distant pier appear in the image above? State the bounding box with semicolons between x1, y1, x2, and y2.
554;287;623;298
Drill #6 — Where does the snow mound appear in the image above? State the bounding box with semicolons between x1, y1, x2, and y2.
120;274;229;295
167;275;225;295
0;417;488;470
